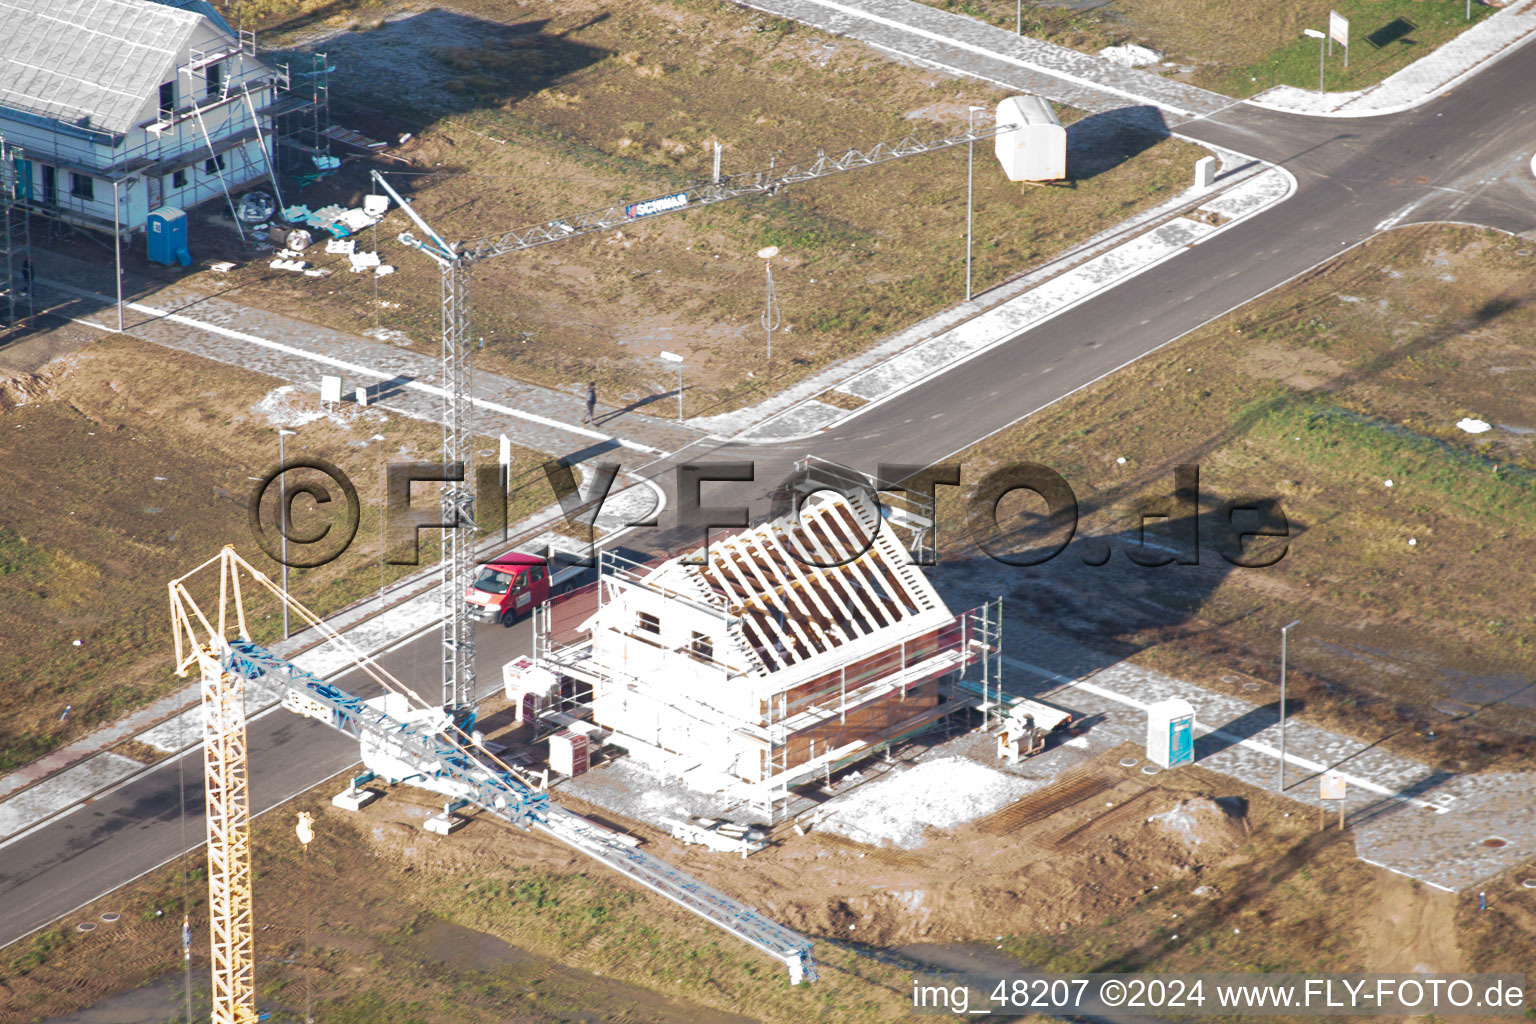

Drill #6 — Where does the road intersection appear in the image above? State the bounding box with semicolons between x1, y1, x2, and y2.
3;4;1535;952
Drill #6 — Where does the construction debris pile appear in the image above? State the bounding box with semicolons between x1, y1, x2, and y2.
252;192;394;276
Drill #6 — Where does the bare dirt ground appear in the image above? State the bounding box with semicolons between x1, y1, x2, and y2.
170;0;1208;418
0;331;556;773
932;224;1536;772
6;741;1525;1023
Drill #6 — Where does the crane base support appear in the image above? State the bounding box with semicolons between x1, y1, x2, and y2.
332;787;381;811
424;812;469;835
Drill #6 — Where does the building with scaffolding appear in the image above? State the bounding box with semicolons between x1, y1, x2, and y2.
528;484;1003;821
0;0;304;237
1;135;31;336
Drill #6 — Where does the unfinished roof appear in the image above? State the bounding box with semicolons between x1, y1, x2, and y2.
0;0;211;134
653;491;951;677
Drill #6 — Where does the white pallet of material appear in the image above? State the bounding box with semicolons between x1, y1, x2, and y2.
325;238;355;255
662;816;768;856
337;207;375;232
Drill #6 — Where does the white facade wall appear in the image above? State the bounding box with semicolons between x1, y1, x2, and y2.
0;17;275;234
586;577;767;778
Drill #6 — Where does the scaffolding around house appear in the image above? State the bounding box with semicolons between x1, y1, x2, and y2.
0;136;33;338
268;51;332;175
0;33;273;237
529;485;1005;823
0;25;335;240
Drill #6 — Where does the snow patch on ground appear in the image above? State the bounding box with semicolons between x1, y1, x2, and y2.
821;756;1041;849
1099;44;1162;68
254;385;385;429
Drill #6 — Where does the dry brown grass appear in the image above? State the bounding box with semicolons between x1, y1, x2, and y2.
0;332;558;774
935;224;1536;771
198;0;1206;417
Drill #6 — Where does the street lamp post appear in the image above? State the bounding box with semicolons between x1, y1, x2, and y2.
660;351;684;422
112;179;124;332
372;433;387;605
1303;28;1326;94
966;105;984;302
756;245;781;359
1016;0;1022;34
278;428;297;639
1278;619;1301;792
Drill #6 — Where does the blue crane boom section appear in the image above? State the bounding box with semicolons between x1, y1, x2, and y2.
221;639;817;982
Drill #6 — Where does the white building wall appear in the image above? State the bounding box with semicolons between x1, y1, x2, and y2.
0;16;275;234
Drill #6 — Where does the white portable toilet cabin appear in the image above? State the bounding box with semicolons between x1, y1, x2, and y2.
994;95;1067;182
1146;697;1195;768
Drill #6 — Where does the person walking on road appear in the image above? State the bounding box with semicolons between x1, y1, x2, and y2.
582;381;597;425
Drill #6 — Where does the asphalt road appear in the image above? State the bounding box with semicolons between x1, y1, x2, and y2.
4;40;1536;952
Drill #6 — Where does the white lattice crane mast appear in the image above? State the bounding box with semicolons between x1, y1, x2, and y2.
366;118;1015;718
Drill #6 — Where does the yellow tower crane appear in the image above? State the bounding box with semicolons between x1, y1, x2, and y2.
169;550;259;1024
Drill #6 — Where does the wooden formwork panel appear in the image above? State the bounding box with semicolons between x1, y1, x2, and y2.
766;621;960;719
781;677;941;770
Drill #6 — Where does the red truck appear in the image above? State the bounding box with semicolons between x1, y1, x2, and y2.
464;545;587;626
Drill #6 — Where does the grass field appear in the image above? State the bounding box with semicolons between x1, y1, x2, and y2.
7;742;1523;1023
933;223;1536;771
921;0;1496;98
180;0;1208;419
0;332;565;775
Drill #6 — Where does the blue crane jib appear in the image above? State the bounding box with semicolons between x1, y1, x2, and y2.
224;639;549;827
221;639;817;983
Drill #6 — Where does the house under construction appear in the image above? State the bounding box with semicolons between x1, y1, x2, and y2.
0;0;330;238
524;485;1002;821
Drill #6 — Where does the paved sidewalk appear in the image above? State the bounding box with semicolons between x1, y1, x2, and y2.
32;251;704;459
741;0;1536;123
714;163;1292;440
1250;0;1536;117
925;580;1536;892
735;0;1231;121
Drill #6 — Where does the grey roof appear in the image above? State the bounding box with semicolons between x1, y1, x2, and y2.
0;0;215;135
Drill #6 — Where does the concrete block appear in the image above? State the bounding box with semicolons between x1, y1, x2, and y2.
1195;155;1217;190
331;788;381;812
424;813;469;835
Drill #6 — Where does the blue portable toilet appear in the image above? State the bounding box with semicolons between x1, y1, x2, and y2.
147;207;191;266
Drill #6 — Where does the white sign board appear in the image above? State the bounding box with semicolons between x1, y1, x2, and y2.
1320;772;1347;801
1328;10;1349;47
320;374;344;404
499;433;512;468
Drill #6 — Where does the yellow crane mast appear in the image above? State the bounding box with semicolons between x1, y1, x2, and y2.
170;551;258;1024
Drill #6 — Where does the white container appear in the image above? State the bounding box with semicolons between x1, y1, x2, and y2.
1146;697;1195;768
994;95;1067;182
549;730;589;777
